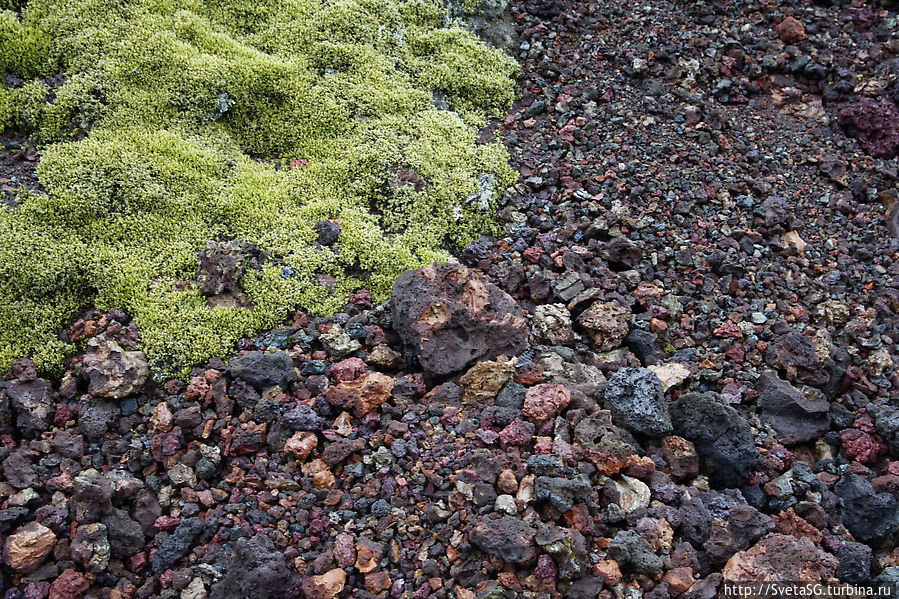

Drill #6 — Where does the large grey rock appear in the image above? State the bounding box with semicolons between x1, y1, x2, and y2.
669;392;759;488
757;371;829;443
603;367;672;437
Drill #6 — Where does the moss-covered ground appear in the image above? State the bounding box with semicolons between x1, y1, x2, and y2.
0;0;517;377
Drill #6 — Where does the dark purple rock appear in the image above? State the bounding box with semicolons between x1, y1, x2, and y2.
838;97;899;159
390;262;527;377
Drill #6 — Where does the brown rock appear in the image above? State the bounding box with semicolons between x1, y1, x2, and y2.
577;301;631;351
364;571;392;594
306;568;346;599
355;538;385;573
522;383;572;422
776;17;805;44
593;559;622;586
723;535;838;581
459;357;516;402
49;569;91;599
6;521;56;572
284;431;318;460
390;262;528;377
325;372;394;417
772;508;822;543
82;338;150;399
662;435;700;480
663;566;695;594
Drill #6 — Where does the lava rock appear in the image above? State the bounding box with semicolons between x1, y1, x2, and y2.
606;530;664;576
835;541;872;583
5;521;56;572
603;367;672;437
4;377;52;436
390;262;527;377
470;515;537;563
229;351;296;390
104;509;144;559
723;535;838;581
151;517;203;573
834;473;899;547
82;338;149;399
869;404;899;458
838;97;899;159
577;300;631;351
705;504;775;565
756;371;830;443
209;534;291;599
669;392;759;488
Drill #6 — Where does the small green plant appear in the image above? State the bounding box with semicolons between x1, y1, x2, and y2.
0;0;518;377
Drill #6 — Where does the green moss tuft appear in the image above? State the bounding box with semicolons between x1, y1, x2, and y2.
0;0;518;377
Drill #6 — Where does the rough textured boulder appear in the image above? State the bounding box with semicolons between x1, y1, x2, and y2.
210;534;291;599
723;535;838;581
602;367;672;437
756;371;829;443
82;338;150;399
669;392;758;488
470;515;537;563
390;262;527;377
834;473;899;548
229;351;296;390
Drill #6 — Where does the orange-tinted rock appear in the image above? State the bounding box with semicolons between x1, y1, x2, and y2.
364;571;392;594
6;521;56;572
325;372;394;417
284;431;318;459
662;567;695;594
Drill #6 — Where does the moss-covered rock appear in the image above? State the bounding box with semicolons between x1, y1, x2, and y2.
0;0;518;377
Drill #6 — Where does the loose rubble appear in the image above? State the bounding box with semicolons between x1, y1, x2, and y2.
3;0;899;595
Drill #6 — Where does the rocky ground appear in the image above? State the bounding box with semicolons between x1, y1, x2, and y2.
4;0;899;597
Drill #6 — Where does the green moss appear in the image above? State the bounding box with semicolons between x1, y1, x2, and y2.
0;0;518;377
0;8;54;78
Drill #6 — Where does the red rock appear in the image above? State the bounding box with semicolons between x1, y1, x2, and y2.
772;507;822;543
513;362;544;385
523;383;572;422
328;357;367;382
128;552;148;573
840;428;887;464
349;289;373;309
776;16;806;43
498;418;536;447
333;532;356;568
49;569;90;599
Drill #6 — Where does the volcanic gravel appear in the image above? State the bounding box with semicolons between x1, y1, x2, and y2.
3;0;899;597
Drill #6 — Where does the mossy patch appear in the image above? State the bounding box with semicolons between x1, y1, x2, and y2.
0;0;517;377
